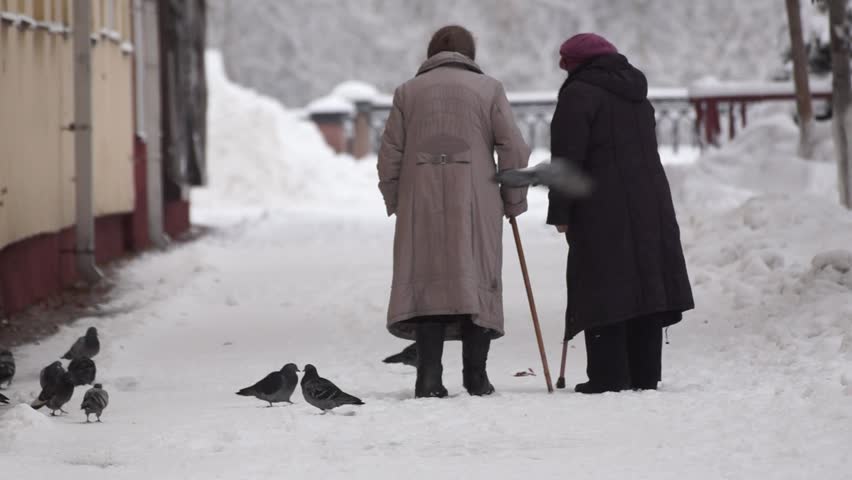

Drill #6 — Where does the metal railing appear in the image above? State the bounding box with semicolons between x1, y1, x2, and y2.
366;88;697;153
308;81;834;158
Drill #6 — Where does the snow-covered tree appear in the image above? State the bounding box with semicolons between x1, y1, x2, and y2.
786;0;816;158
824;0;852;208
207;0;789;106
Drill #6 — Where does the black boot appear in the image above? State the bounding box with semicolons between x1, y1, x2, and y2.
415;321;448;398
462;318;495;396
576;322;631;394
626;314;664;391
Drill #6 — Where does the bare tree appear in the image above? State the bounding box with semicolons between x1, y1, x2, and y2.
827;0;852;208
786;0;816;158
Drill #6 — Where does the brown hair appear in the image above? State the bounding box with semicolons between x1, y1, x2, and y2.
427;25;476;60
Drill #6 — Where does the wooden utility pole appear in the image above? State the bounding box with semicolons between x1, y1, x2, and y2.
828;0;852;208
786;0;816;159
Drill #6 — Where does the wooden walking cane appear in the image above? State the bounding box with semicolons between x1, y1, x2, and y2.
556;337;569;389
509;216;554;393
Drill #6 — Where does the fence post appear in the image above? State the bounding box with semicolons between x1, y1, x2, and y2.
728;102;736;140
351;100;372;159
706;100;721;145
307;95;354;155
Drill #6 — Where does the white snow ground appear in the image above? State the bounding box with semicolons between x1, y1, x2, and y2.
1;53;851;479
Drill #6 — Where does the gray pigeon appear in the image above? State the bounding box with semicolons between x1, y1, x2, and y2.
68;357;96;386
0;350;14;387
81;383;109;422
0;392;8;404
32;371;76;416
383;343;417;367
236;363;300;407
62;327;100;360
40;361;66;389
300;364;364;412
494;159;593;197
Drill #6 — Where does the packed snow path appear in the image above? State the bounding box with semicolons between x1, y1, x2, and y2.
2;193;852;478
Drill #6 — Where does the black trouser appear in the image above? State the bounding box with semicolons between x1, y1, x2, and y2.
583;312;666;390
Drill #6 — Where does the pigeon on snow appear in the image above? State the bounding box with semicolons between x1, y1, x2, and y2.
32;371;76;416
40;361;66;389
68;357;97;386
0;392;8;404
383;343;417;367
300;364;364;412
81;383;109;422
236;363;300;407
0;350;15;387
62;326;100;360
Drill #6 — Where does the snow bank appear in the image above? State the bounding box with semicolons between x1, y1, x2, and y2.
0;404;55;446
193;51;380;213
667;114;837;211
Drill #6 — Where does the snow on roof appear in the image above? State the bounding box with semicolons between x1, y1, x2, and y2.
305;95;355;115
331;81;381;103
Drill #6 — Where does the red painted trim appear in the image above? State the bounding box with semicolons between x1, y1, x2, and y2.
0;138;192;316
0;213;138;316
164;200;190;238
130;135;150;251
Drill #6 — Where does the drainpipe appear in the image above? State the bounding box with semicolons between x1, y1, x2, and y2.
72;0;103;283
134;0;167;248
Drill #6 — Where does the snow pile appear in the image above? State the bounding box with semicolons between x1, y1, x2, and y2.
0;404;54;445
331;81;381;103
667;114;837;211
305;94;355;115
193;51;380;213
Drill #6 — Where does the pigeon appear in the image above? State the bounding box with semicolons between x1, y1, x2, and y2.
0;350;14;387
0;392;8;404
236;363;300;407
383;343;417;367
68;357;97;386
81;383;109;422
40;361;66;389
62;326;100;360
494;159;593;197
300;364;364;412
32;371;76;416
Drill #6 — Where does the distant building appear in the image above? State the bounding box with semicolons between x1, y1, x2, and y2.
0;0;207;316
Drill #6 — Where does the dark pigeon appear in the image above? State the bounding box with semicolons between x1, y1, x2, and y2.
40;361;66;389
236;363;300;407
300;364;364;412
383;343;417;367
81;383;109;422
0;392;8;404
494;159;593;197
68;357;97;386
32;371;76;416
0;350;14;387
62;327;100;360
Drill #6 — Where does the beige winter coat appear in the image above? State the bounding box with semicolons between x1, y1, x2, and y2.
377;52;530;340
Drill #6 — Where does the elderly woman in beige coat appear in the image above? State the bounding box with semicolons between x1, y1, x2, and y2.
378;25;530;398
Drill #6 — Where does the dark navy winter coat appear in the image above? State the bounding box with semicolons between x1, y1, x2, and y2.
546;54;694;339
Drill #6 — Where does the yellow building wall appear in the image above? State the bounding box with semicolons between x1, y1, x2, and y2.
0;0;134;249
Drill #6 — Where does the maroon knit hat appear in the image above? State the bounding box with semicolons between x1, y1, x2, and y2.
559;33;618;72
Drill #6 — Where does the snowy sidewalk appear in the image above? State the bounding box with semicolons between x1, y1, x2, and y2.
2;192;851;478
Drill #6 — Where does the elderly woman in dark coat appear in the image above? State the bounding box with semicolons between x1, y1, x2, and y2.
547;33;694;394
378;26;530;398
